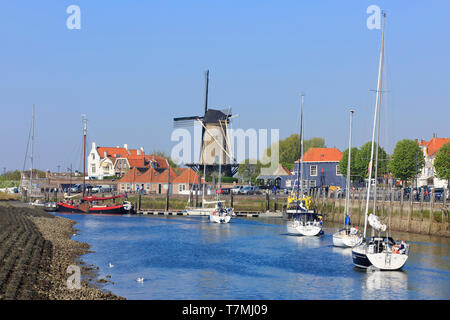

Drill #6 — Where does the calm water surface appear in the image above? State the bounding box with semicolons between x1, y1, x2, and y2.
56;213;449;300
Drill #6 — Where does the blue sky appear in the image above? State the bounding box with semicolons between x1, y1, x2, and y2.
1;1;449;172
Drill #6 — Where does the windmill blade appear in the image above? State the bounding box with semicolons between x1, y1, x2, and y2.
220;107;232;116
173;116;203;128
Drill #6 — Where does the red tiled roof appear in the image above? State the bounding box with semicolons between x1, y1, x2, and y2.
119;167;178;184
172;168;205;184
281;165;293;176
420;137;450;156
97;147;129;158
296;147;343;162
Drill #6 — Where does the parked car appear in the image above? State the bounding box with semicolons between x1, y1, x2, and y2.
434;188;444;201
217;188;231;195
232;186;243;194
70;184;82;193
240;186;257;195
92;185;113;193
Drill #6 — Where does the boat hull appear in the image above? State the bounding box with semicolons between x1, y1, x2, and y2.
185;207;215;216
57;202;130;215
209;214;231;224
287;221;322;236
352;244;408;270
333;230;363;248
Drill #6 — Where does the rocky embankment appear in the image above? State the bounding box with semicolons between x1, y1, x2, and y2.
0;203;124;300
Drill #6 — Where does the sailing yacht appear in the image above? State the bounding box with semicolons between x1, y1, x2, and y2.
333;110;363;248
286;94;323;236
351;12;409;270
208;143;233;224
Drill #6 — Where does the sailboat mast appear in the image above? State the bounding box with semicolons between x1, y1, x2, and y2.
30;104;35;199
344;109;355;221
299;94;305;200
202;147;206;207
82;115;87;198
363;12;386;238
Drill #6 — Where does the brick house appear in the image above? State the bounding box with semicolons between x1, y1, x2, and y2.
118;167;204;195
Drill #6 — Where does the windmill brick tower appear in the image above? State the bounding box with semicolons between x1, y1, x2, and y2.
173;70;238;177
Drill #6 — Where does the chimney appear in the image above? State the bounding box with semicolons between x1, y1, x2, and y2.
140;147;144;155
137;149;141;156
92;141;97;150
124;144;128;150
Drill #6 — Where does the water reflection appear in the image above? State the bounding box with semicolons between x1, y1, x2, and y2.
284;234;323;249
362;270;408;299
331;246;353;257
56;214;449;300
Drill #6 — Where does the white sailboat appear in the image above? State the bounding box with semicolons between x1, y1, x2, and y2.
184;156;215;216
286;94;323;236
333;109;363;247
208;146;232;224
352;12;409;270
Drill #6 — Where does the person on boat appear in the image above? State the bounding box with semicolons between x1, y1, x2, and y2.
399;239;407;254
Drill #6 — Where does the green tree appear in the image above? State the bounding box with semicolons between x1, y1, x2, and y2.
389;139;424;187
434;142;450;186
338;147;360;183
237;159;265;184
354;142;389;181
265;135;326;169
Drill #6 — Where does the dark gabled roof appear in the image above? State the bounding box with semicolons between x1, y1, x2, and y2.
204;109;229;124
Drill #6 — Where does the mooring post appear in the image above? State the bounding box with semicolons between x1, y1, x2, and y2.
389;187;393;230
138;193;142;211
265;192;269;211
428;189;434;235
407;187;413;232
230;192;233;208
400;188;404;219
358;189;363;226
420;190;424;220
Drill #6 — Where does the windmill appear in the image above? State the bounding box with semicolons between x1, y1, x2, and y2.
173;70;239;177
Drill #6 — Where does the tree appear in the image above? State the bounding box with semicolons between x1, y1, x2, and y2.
434;142;450;186
265;135;326;170
338;147;360;183
354;142;389;182
389;139;424;187
237;159;265;184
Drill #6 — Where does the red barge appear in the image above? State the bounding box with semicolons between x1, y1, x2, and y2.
57;194;133;214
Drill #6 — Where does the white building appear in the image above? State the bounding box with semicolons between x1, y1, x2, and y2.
417;136;450;188
88;142;169;180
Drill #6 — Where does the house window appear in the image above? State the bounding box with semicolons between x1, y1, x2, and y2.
336;165;341;176
121;184;125;190
310;180;316;187
91;165;96;173
302;180;307;188
310;165;317;176
92;153;95;160
146;184;150;190
179;184;186;192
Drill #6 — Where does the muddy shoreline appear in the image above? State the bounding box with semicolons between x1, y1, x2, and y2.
0;202;124;300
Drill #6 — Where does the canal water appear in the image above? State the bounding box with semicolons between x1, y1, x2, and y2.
56;213;449;300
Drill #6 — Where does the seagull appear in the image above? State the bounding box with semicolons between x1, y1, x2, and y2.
136;277;144;283
109;263;114;268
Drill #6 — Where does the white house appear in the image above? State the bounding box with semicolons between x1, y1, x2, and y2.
88;142;168;180
417;136;450;188
88;142;144;179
